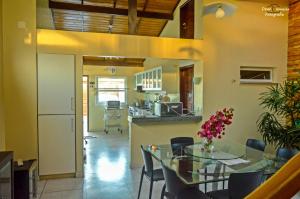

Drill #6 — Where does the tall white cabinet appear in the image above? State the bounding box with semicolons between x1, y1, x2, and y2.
38;54;76;176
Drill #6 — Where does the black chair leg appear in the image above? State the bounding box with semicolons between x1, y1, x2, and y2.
137;166;145;199
204;167;207;193
160;184;166;199
149;178;154;199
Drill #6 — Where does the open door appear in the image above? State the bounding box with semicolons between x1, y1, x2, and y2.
180;0;194;39
180;65;194;113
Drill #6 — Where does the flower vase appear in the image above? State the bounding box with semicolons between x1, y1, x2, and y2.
202;139;214;153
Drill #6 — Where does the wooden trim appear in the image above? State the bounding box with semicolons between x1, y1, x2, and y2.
83;59;144;67
290;0;300;6
49;0;173;20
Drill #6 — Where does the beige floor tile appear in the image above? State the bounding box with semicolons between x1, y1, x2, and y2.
37;180;46;194
43;178;84;193
41;189;84;199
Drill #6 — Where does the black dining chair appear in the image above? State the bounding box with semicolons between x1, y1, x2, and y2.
138;145;165;199
161;161;209;199
206;171;263;199
276;148;299;161
246;139;266;152
170;137;194;156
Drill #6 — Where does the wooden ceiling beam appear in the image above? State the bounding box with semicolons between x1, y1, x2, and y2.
128;0;137;34
83;59;144;67
49;0;173;20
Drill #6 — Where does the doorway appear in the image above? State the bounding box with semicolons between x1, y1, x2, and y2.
180;0;195;39
83;76;89;133
180;65;194;113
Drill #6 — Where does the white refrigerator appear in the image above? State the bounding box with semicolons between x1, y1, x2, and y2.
38;54;76;176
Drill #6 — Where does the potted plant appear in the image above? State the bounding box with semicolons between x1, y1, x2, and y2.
257;79;300;150
197;108;234;152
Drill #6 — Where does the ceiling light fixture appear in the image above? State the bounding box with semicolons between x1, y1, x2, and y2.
215;6;225;18
203;1;237;19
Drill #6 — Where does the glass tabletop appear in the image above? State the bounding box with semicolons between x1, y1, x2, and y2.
144;142;284;185
185;141;247;160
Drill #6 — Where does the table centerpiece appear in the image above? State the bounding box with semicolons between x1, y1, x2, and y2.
197;108;234;152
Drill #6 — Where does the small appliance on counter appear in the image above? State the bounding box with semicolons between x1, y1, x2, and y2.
154;102;183;117
105;101;121;109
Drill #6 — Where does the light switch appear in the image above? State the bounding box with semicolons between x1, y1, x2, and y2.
17;21;26;29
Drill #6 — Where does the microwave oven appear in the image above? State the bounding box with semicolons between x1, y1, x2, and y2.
154;102;183;117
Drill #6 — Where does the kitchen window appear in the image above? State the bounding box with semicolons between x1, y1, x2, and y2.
96;77;127;104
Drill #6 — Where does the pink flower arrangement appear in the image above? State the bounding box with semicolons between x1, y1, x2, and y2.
197;108;234;141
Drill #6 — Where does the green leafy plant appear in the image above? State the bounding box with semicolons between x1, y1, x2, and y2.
257;79;300;149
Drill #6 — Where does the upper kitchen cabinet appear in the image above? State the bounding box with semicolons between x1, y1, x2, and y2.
135;67;162;91
135;73;143;87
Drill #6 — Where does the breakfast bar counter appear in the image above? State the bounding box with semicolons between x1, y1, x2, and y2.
128;115;202;123
128;115;202;168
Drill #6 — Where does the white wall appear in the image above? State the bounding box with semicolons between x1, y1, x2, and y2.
202;0;288;145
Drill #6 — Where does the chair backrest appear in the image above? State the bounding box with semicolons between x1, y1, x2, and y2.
228;171;263;199
276;148;299;161
161;161;188;197
246;139;266;152
140;145;154;174
170;137;194;156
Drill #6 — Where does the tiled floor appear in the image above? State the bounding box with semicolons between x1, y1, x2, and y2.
38;120;300;199
39;122;166;199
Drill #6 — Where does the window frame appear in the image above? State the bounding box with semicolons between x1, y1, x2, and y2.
96;76;128;105
240;67;273;84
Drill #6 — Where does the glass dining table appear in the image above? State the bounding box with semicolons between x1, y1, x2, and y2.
144;140;285;190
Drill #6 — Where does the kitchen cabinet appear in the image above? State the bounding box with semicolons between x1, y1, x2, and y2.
38;115;75;175
38;54;75;115
135;67;162;91
135;73;143;86
38;54;76;176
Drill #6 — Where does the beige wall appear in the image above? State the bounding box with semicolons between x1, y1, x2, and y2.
75;55;84;177
2;0;37;159
0;0;5;151
143;58;204;112
202;0;288;145
129;120;201;168
37;30;202;175
37;29;203;60
143;58;180;94
83;65;143;131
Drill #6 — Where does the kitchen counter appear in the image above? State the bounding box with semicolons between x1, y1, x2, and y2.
128;113;202;168
128;115;202;123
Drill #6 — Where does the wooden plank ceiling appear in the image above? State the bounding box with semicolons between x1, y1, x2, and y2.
50;0;180;36
83;56;145;67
